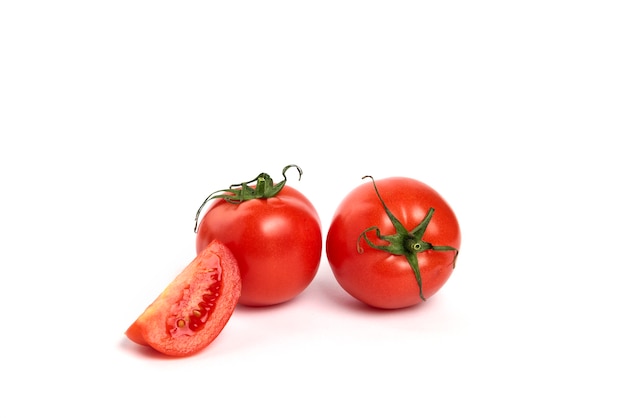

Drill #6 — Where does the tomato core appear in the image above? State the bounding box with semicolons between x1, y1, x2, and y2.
166;259;222;338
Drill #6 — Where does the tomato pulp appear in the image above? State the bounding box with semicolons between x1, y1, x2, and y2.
195;165;322;306
126;240;241;356
326;176;461;309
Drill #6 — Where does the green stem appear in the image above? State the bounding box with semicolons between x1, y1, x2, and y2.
194;164;302;233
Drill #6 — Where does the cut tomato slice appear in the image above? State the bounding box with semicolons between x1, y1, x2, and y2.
126;240;241;357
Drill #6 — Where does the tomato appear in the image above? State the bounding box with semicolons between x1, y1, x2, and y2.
195;165;322;306
326;176;460;309
126;240;241;357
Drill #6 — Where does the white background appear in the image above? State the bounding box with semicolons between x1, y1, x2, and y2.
1;1;625;416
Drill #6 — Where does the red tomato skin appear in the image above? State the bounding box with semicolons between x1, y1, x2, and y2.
196;185;322;306
326;177;461;309
126;240;241;357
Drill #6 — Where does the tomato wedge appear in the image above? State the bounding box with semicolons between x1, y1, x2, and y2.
126;240;241;357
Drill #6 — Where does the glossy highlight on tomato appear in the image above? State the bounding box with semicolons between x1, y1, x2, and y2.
195;165;322;306
126;240;241;357
326;176;461;309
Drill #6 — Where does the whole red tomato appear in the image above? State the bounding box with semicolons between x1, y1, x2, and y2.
326;176;460;309
195;165;322;306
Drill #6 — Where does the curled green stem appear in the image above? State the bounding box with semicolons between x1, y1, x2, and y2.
194;164;302;233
